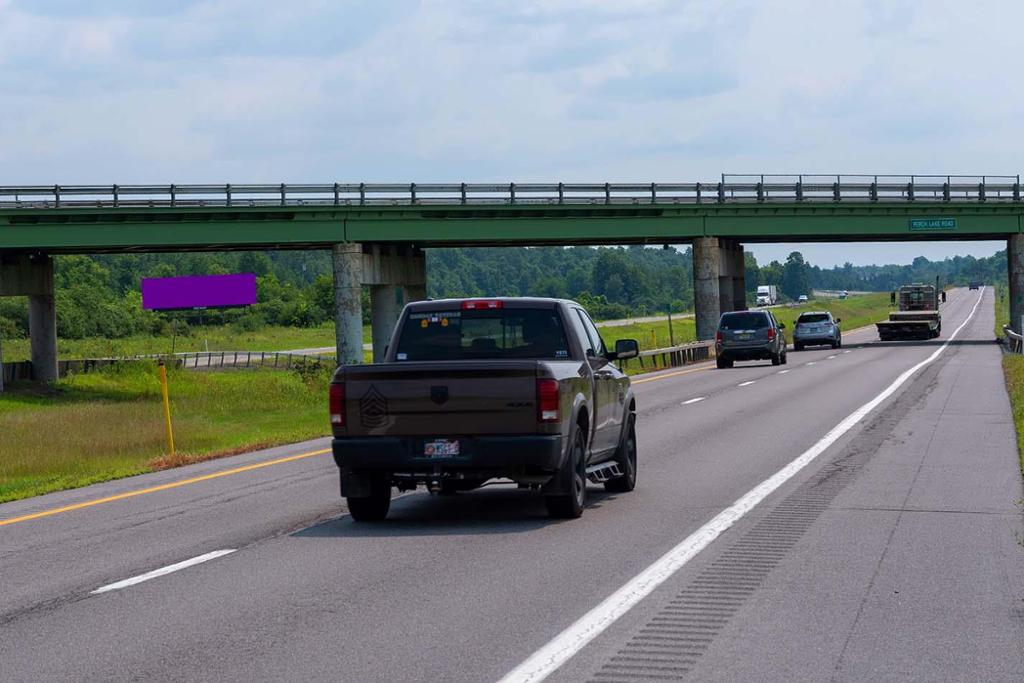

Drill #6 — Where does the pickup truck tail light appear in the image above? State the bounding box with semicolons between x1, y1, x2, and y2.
536;379;559;423
715;331;722;343
329;382;346;426
766;327;775;341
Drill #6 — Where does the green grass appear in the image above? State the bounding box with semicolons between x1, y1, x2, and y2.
1000;355;1024;475
0;363;332;503
0;323;371;362
994;283;1010;338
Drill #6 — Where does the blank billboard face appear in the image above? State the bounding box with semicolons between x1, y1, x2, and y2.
141;273;257;311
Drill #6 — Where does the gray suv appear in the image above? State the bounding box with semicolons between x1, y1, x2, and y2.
793;311;841;350
715;310;788;368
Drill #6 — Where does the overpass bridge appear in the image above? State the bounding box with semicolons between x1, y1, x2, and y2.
2;174;1023;382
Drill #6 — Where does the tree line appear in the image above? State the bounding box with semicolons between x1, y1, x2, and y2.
0;246;1008;341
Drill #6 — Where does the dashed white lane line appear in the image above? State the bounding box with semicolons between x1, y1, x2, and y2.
737;381;756;387
497;288;985;683
681;397;707;405
843;350;852;354
806;361;817;366
777;370;790;374
91;550;237;595
826;355;837;359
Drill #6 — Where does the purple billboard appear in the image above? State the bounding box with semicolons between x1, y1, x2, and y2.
141;273;258;311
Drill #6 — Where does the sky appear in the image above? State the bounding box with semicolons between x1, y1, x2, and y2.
0;0;1020;267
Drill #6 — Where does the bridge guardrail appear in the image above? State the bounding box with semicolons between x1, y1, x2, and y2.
1003;325;1023;353
619;341;714;373
1;174;1021;209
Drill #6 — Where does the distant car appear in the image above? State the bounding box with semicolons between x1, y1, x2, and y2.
798;294;809;303
839;290;848;299
715;310;788;368
794;311;842;350
969;281;981;290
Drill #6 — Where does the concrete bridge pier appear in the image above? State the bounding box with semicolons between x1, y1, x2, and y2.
1008;234;1024;333
694;238;745;340
0;253;58;383
693;237;722;340
332;243;427;365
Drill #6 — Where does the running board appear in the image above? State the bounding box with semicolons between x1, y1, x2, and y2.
586;461;623;483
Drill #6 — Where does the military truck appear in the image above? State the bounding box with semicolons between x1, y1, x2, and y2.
876;283;946;341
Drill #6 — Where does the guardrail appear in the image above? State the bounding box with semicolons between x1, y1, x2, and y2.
1003;325;1023;353
1;351;334;383
619;341;714;373
1;174;1021;209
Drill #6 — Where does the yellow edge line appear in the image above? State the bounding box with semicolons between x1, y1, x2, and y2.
0;448;331;528
633;365;713;384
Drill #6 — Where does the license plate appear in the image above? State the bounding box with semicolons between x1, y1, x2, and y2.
424;439;460;457
736;333;752;340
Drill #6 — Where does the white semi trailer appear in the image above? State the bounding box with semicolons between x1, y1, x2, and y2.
756;285;778;307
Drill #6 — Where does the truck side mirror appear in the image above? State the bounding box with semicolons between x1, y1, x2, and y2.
834;318;841;324
890;292;896;305
941;291;947;303
611;339;639;360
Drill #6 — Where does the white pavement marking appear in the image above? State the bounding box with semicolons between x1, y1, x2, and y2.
807;361;817;366
777;370;790;374
681;397;707;405
91;550;237;595
497;288;985;683
827;355;837;359
843;350;852;354
737;381;756;387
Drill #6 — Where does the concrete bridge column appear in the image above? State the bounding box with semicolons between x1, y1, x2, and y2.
0;253;58;383
731;242;747;310
332;243;364;366
693;237;721;341
363;245;427;362
1009;234;1024;333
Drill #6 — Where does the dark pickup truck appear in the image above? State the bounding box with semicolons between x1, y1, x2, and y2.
330;297;640;521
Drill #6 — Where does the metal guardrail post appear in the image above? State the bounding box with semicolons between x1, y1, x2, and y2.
978;181;986;202
410;183;417;204
460;183;467;204
112;184;119;207
650;182;657;204
170;184;176;207
333;183;340;205
226;183;232;207
695;182;702;203
942;181;950;201
1015;176;1021;201
717;182;725;203
510;183;516;204
53;184;60;208
279;183;286;206
869;179;878;201
359;182;366;205
604;182;611;204
795;180;803;201
756;182;764;202
558;182;564;204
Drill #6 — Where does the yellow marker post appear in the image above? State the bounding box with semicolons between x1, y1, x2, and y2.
650;329;657;349
157;361;175;456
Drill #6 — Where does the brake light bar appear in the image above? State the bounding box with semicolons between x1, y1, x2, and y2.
536;379;560;423
329;382;345;426
462;299;503;310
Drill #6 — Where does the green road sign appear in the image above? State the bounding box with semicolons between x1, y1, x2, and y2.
909;218;957;231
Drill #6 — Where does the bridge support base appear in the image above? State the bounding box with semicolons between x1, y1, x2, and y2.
1009;234;1024;334
694;238;745;340
694;238;721;341
332;244;364;366
0;253;58;383
333;244;428;366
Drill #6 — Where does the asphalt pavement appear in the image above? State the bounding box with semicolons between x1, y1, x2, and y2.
1;287;1020;682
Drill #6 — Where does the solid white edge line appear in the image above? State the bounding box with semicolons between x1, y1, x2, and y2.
91;549;237;595
497;288;985;683
681;397;706;405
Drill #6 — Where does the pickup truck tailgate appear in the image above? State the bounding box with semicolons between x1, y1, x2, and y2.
341;361;541;436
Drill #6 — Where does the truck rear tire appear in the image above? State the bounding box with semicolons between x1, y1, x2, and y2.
604;417;637;493
716;357;733;369
546;430;586;519
346;478;391;521
771;352;782;366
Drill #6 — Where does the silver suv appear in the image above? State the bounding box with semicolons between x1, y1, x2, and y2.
715;310;788;368
793;311;841;350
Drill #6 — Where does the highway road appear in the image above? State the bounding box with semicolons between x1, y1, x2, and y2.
1;288;1021;682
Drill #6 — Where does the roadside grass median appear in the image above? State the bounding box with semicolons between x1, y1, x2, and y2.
0;363;331;504
608;292;892;376
1000;355;1024;475
1;322;370;362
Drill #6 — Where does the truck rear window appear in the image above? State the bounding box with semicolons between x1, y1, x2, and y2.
394;308;571;361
